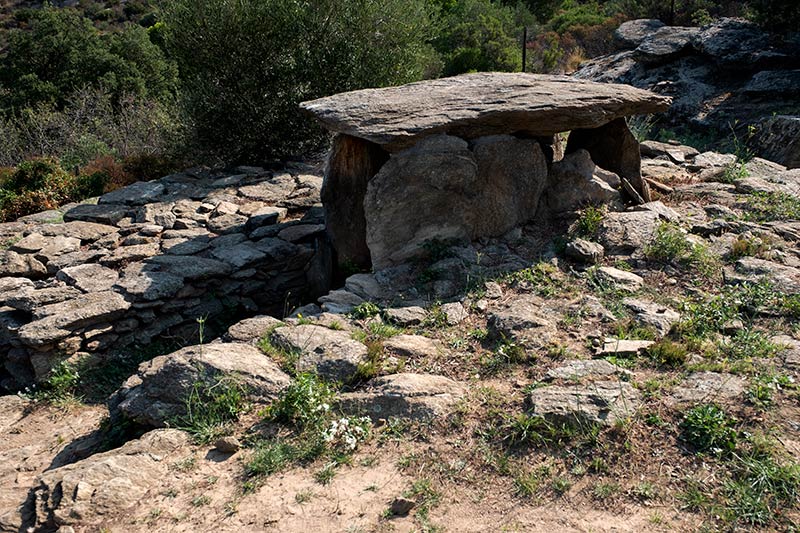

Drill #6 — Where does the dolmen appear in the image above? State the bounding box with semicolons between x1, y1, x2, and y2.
301;72;670;270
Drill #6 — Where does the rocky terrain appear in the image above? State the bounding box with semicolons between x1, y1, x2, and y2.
0;128;799;532
575;17;800;168
1;57;800;533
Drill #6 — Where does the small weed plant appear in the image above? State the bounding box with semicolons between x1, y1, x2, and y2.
573;205;604;238
349;302;381;320
645;222;718;276
29;359;81;404
743;191;800;222
504;262;565;297
246;374;371;487
680;404;738;456
172;373;250;443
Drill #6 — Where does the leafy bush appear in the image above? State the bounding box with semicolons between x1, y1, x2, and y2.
681;404;738;455
0;157;111;221
432;0;530;76
645;222;718;276
163;0;436;162
266;373;335;431
246;373;371;486
0;6;177;113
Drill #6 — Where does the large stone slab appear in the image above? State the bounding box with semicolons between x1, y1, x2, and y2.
270;324;368;382
301;72;670;151
363;134;548;268
109;343;291;427
17;291;131;348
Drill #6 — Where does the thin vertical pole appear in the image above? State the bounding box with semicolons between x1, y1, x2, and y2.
522;27;527;72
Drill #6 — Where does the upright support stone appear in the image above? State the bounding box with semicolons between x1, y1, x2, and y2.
565;118;651;202
322;134;389;270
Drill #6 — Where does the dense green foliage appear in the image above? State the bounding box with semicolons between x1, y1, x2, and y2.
0;158;108;221
0;6;176;112
162;0;437;162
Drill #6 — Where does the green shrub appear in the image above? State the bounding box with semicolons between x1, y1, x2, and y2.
0;6;177;112
680;404;738;455
30;359;81;403
573;205;604;238
265;373;335;431
163;0;436;162
645;222;718;276
432;0;529;76
646;339;688;369
349;302;381;320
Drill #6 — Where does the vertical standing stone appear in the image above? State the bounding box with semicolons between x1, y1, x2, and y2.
565;117;651;202
322;134;389;270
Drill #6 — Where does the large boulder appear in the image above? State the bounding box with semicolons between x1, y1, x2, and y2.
542;149;620;213
363;134;548;268
614;19;665;49
634;26;699;65
109;343;292;428
30;429;189;531
270;324;368;382
750;115;800;169
692;18;770;66
301;72;670;151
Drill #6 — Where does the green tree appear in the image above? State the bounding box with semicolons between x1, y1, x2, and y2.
432;0;531;76
162;0;436;163
0;6;177;113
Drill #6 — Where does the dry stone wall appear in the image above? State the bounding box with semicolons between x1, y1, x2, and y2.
0;165;331;391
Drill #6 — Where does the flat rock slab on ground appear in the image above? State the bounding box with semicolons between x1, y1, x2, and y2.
301;72;670;151
670;371;747;405
487;294;556;348
30;429;189;530
623;298;680;337
529;380;641;427
597;339;655;357
337;373;466;421
109;343;292;428
383;335;442;360
545;359;633;381
270;325;368;382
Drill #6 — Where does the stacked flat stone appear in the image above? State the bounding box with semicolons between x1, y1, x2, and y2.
0;165;331;390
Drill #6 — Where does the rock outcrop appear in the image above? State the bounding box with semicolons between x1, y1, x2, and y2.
109;343;292;428
575;18;800;168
